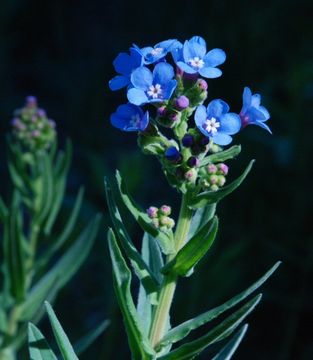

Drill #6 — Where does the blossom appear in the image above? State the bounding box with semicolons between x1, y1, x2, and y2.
195;99;241;145
172;36;226;78
240;87;271;133
127;63;177;106
109;48;143;91
110;104;149;132
134;39;181;65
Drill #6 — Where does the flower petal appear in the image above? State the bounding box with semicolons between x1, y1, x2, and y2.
258;105;270;120
252;121;272;134
195;105;208;136
199;67;222;78
130;66;153;90
176;61;197;74
183;39;206;61
140;111;150;131
251;94;261;107
153;63;175;85
242;87;252;110
203;48;226;67
207;99;229;118
127;88;149;105
211;133;233;145
109;75;129;91
113;53;133;75
219;113;241;135
163;79;177;100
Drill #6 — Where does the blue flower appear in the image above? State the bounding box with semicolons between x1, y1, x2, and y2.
240;87;271;133
110;104;149;132
134;39;181;65
195;99;241;145
109;48;143;91
127;63;177;106
172;36;226;79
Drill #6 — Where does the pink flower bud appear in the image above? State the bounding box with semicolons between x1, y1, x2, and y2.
207;164;217;174
147;206;158;218
218;163;229;175
197;79;208;91
160;205;171;216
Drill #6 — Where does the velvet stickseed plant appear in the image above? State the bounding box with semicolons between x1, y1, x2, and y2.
107;35;278;359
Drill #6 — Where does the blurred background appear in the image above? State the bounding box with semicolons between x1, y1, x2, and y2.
0;0;312;358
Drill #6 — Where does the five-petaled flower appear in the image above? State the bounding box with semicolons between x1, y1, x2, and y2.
195;99;241;145
172;36;226;78
110;104;149;132
239;87;271;133
127;63;177;106
134;39;181;65
109;48;143;91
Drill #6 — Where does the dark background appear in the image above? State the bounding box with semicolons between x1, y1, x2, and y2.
1;0;313;358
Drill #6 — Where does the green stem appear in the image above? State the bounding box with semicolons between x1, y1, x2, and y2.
149;193;193;348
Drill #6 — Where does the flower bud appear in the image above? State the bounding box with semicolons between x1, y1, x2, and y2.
26;95;37;107
211;184;219;191
207;164;217;174
157;106;167;117
209;174;218;185
151;218;159;229
167;218;175;229
182;134;194;147
187;156;200;168
31;130;41;138
147;206;158;218
218;163;229;175
165;146;181;162
175;95;189;110
199;137;210;146
197;79;208;91
185;168;197;182
217;175;226;187
159;205;171;216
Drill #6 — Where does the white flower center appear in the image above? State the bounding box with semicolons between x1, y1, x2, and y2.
189;57;205;69
147;84;162;99
150;47;164;56
203;117;220;135
130;114;141;127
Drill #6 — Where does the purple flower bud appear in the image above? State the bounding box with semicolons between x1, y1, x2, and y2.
147;206;158;218
49;119;56;128
218;163;229;175
187;156;200;168
160;205;171;216
31;115;37;122
182;134;194;147
175;95;189;110
207;164;217;174
169;113;179;122
165;146;181;162
199;137;210;146
197;79;208;91
176;67;184;77
32;130;40;138
12;118;26;130
157;106;167;117
26;96;37;107
37;109;46;117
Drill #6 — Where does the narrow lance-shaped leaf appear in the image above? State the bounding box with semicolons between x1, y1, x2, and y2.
188;203;216;240
28;323;58;360
157;261;280;349
212;324;248;360
158;294;262;359
104;178;159;297
45;302;79;360
108;229;155;360
115;170;175;255
200;145;242;167
189;160;255;209
162;217;218;277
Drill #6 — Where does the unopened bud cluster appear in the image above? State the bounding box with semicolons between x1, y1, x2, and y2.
11;96;56;152
146;205;175;231
200;163;229;191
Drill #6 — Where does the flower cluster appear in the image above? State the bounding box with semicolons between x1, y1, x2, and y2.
11;96;56;151
199;163;229;191
109;36;271;191
147;205;175;231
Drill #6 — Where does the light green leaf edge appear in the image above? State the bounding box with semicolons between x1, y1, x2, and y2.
28;323;58;360
200;145;242;167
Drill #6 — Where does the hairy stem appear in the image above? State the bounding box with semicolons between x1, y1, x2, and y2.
149;193;193;348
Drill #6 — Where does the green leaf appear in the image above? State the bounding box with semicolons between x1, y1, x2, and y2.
104;178;160;297
28;323;58;360
137;233;164;334
108;229;155;360
200;145;242;167
20;215;101;322
74;319;110;355
158;295;261;359
188;203;216;240
0;196;8;222
162;217;218;277
157;261;280;349
44;140;72;235
212;324;248;360
189;160;255;209
115;170;175;255
45;302;79;360
3;192;26;301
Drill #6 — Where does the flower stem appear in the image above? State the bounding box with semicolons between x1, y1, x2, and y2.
149;193;193;348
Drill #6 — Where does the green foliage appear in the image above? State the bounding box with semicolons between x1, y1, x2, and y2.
200;145;242;167
28;323;57;360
